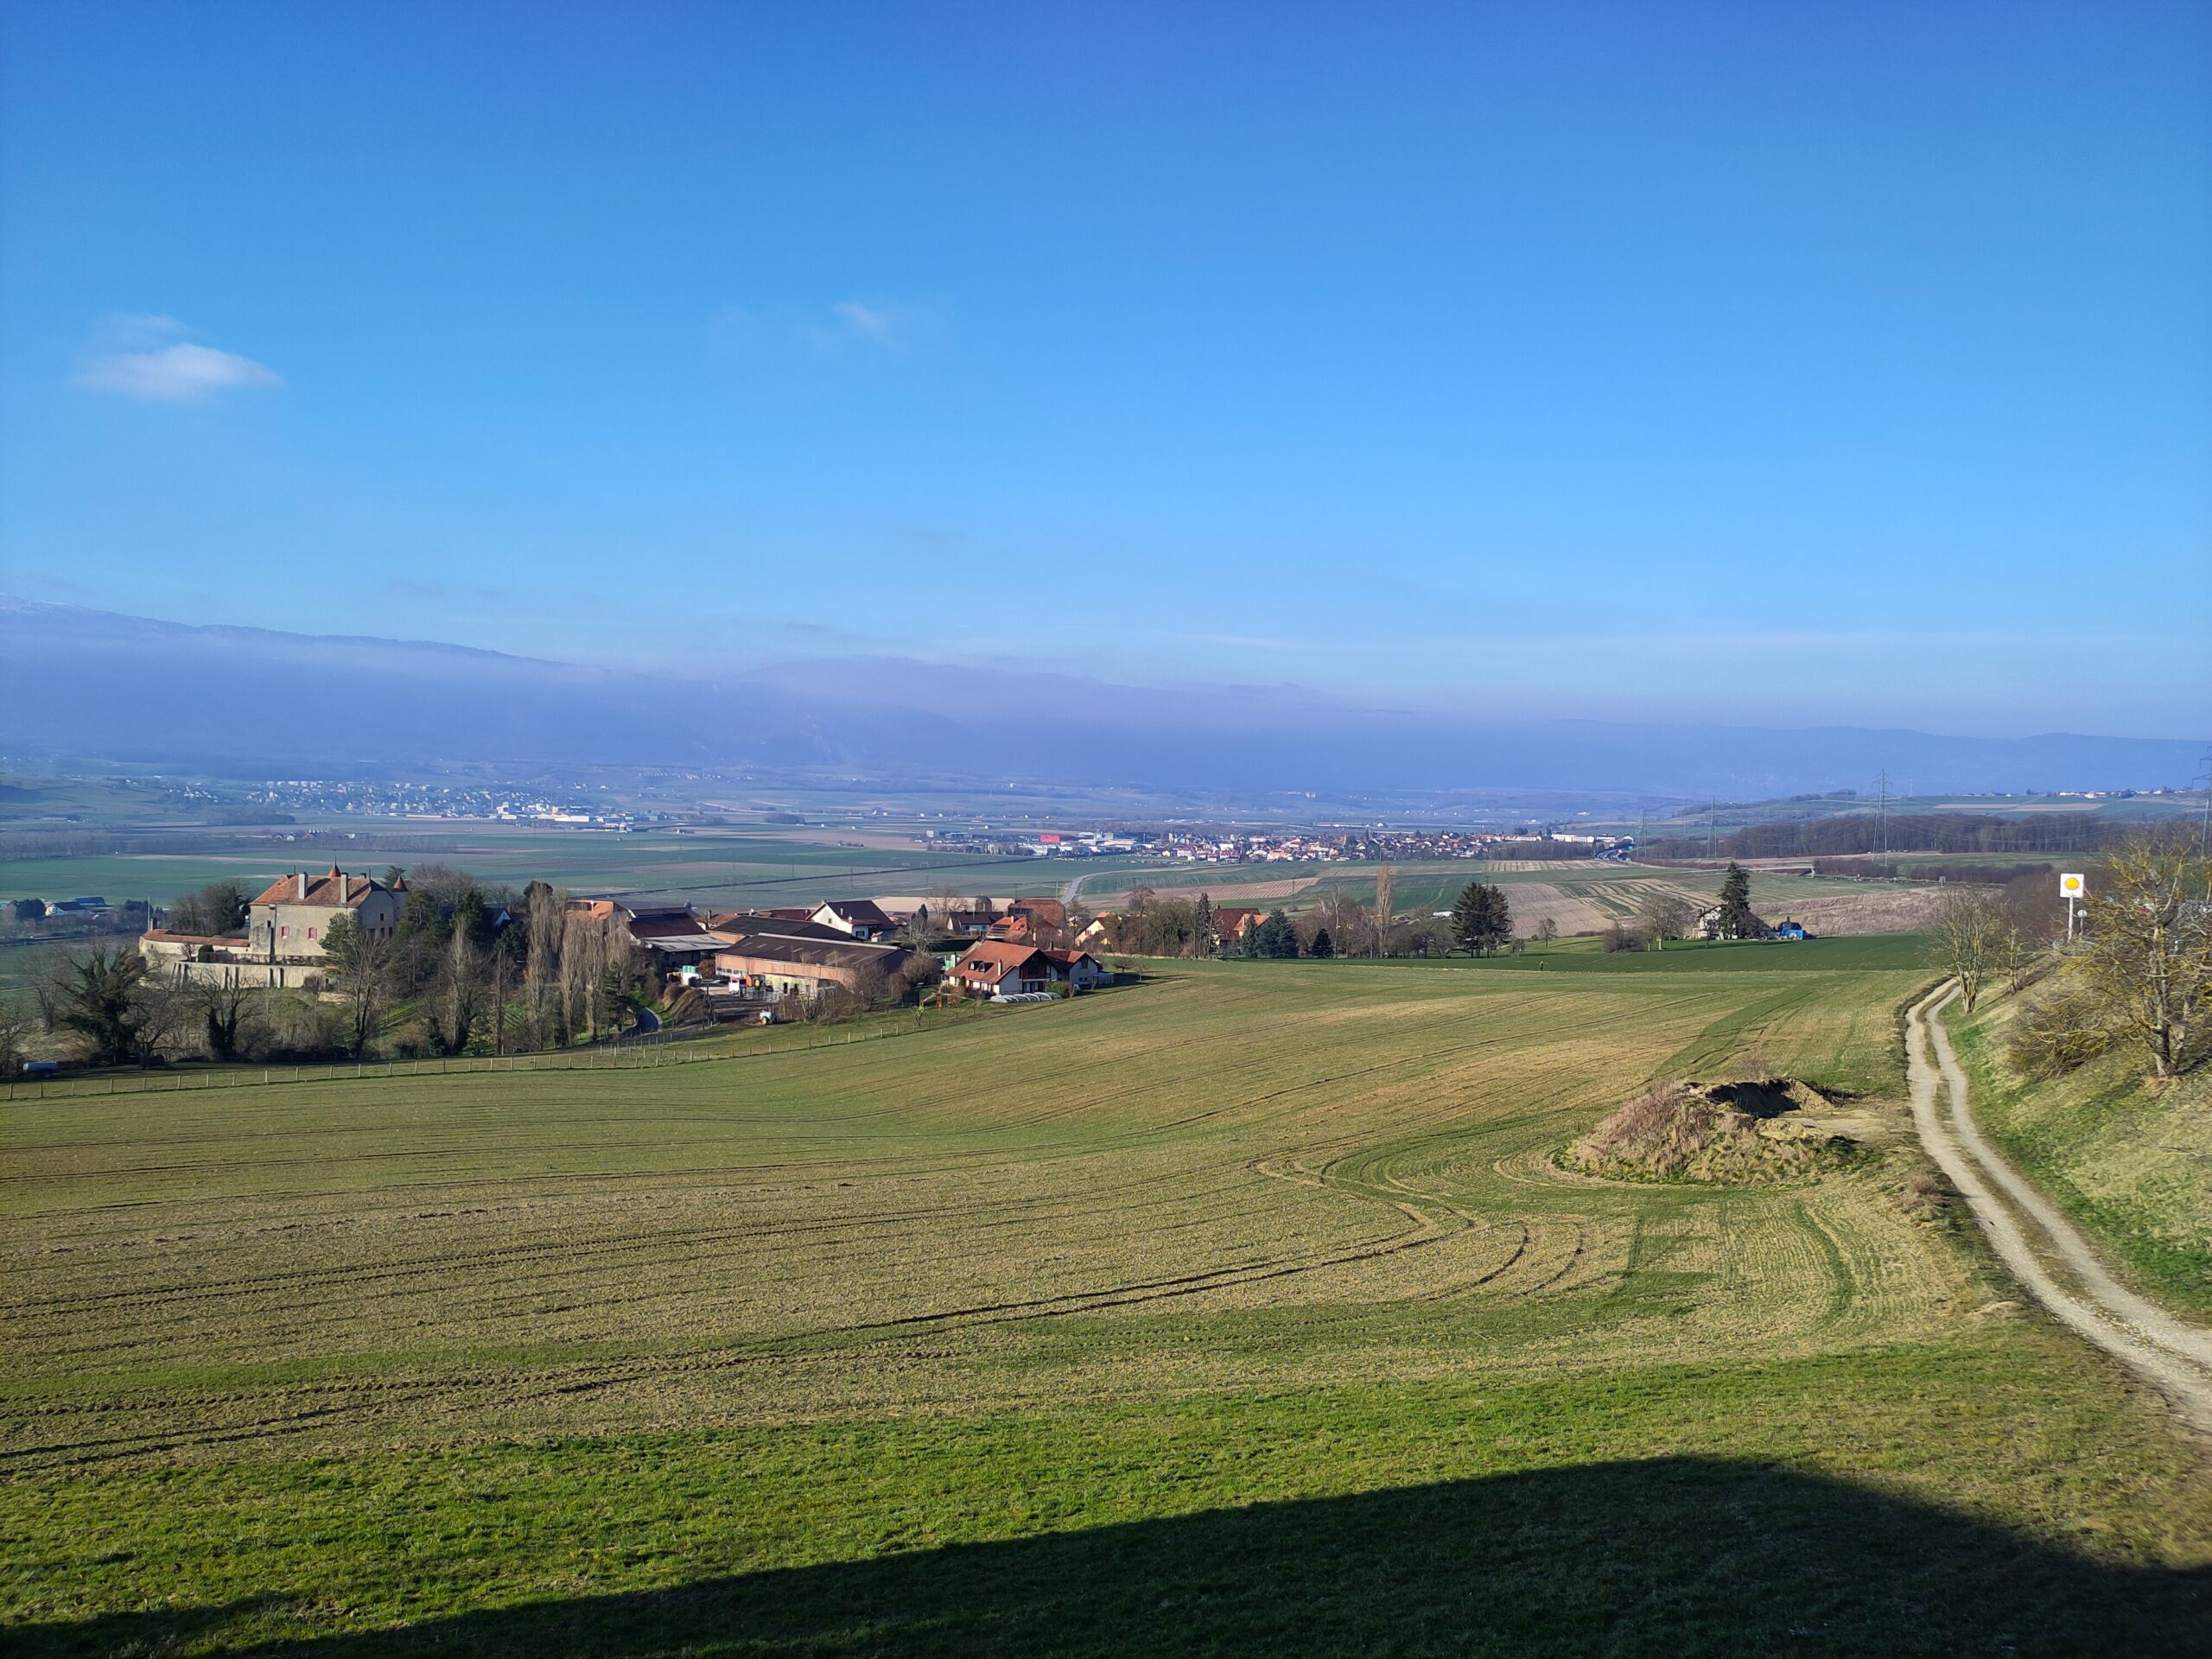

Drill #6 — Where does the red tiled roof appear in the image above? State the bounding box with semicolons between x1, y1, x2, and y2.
250;868;383;910
950;941;1047;983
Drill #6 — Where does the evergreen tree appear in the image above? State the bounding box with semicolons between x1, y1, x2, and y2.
1451;881;1514;956
1716;861;1758;939
1251;908;1297;958
1482;884;1514;952
1308;927;1334;959
1450;882;1485;954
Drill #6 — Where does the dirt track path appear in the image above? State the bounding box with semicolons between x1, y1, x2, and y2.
1905;984;2212;1430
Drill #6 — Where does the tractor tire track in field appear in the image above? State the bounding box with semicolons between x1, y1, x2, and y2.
1905;983;2212;1431
7;969;1945;1474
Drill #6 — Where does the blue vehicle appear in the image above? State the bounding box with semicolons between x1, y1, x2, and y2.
1774;920;1808;941
21;1059;60;1080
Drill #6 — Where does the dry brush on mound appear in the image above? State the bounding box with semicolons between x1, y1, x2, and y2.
1567;1077;1869;1185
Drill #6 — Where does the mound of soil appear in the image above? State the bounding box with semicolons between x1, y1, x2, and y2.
1567;1077;1864;1185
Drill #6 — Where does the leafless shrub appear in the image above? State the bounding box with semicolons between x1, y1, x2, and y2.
2005;982;2120;1078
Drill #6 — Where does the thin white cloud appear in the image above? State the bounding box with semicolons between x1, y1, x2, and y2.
96;312;189;345
709;299;939;359
832;301;896;341
804;299;931;353
74;317;282;403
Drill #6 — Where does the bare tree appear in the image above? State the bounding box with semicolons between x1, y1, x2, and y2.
1319;888;1369;957
435;922;485;1054
1927;887;2007;1013
524;882;566;1047
1639;893;1694;950
190;976;257;1061
561;912;620;1041
321;912;397;1058
0;994;27;1077
2075;834;2212;1078
1372;865;1395;957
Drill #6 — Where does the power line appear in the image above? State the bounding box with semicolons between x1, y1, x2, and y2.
1875;768;1891;880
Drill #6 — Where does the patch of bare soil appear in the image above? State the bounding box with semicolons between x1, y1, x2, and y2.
1567;1077;1872;1185
1780;885;1951;937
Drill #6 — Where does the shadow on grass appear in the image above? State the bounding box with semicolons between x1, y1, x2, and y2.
26;1458;2210;1656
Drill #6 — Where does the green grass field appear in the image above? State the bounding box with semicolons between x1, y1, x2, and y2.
6;952;2209;1655
1948;995;2212;1322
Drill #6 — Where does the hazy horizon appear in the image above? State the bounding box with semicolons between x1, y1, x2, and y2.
4;596;2202;803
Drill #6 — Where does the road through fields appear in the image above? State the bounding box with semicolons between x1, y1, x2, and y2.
1905;984;2212;1429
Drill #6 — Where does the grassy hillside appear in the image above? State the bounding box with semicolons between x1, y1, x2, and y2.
1948;998;2212;1321
6;955;2209;1654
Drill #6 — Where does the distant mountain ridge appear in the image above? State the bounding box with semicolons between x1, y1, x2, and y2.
0;599;2199;800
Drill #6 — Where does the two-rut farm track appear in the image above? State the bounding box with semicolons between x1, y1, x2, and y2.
1905;984;2212;1430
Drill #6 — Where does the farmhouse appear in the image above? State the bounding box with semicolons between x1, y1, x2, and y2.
1694;904;1771;942
948;941;1055;999
1042;948;1111;990
1007;897;1068;931
810;899;897;940
1209;907;1263;951
948;941;1111;999
713;918;918;1000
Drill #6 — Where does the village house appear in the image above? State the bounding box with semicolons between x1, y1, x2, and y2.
1007;897;1068;931
1694;904;1771;942
1209;907;1263;952
810;899;897;940
947;941;1056;998
1042;948;1111;990
948;940;1111;999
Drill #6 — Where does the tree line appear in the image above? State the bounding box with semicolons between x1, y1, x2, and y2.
16;866;648;1071
1645;811;2120;861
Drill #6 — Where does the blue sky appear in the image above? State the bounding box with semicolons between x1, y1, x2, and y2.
2;1;2207;738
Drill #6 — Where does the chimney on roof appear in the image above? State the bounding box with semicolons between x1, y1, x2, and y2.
297;872;308;901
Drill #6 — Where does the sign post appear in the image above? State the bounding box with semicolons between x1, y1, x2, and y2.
2059;872;2085;943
